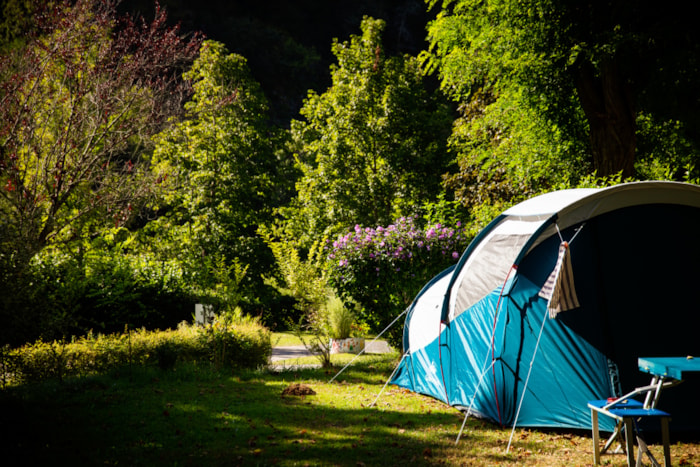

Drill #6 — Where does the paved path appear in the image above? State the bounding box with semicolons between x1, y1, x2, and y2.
270;339;393;362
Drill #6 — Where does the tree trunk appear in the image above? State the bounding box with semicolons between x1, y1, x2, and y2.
574;58;636;178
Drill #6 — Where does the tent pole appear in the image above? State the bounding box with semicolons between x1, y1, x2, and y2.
328;307;409;384
455;269;512;445
506;307;549;453
370;351;409;407
455;358;496;444
456;410;471;444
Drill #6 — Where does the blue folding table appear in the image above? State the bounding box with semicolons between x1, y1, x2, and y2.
588;356;700;467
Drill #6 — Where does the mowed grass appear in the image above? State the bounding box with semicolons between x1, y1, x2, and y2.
271;331;307;347
3;351;700;466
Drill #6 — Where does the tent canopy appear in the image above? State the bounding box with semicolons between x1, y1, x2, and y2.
393;181;700;431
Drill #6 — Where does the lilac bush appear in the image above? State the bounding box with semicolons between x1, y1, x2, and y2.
325;216;472;347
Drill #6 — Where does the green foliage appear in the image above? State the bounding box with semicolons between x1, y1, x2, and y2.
5;319;271;386
198;309;271;370
264;232;339;364
423;0;700;183
0;0;201;272
0;238;200;347
635;113;700;184
0;0;38;49
9;0;700;361
150;40;296;313
422;3;593;206
421;192;472;229
263;233;329;315
443;86;590;208
285;17;454;247
189;253;248;316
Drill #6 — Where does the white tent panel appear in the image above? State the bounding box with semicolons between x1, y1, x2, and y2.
408;270;453;352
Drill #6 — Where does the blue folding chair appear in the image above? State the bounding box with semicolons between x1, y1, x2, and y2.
588;398;671;466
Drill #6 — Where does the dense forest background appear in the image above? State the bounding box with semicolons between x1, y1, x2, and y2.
2;0;699;348
120;0;433;124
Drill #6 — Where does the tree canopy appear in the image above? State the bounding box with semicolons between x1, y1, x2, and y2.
286;17;454;246
3;0;700;345
423;0;700;184
150;40;295;310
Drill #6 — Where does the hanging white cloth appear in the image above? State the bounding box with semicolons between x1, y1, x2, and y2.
538;241;580;318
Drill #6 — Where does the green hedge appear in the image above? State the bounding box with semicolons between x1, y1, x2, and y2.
2;319;271;386
1;252;197;347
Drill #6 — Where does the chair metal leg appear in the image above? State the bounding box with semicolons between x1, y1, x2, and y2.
635;435;660;467
591;409;600;465
602;421;624;454
660;417;671;466
623;418;635;467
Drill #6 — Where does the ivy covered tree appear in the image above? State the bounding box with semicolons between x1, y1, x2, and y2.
150;40;295;313
284;17;454;247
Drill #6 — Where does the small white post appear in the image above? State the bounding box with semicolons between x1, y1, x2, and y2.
195;304;214;325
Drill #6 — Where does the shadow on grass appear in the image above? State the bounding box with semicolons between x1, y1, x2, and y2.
0;357;515;466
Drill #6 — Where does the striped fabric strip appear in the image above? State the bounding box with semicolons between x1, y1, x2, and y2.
538;242;580;318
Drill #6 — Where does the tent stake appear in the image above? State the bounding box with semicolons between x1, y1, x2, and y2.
328;307;409;384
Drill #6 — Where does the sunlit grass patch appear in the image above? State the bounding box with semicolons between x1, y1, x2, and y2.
3;353;700;466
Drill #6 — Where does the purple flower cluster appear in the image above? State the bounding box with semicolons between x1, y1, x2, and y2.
325;216;472;340
327;216;468;274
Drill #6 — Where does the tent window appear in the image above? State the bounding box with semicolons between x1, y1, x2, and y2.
449;218;545;321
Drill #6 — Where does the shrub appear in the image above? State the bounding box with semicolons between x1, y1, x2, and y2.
197;310;272;370
1;251;197;347
4;319;271;386
326;216;471;348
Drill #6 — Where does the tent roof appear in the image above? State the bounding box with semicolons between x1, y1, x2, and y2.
446;181;700;322
502;181;700;231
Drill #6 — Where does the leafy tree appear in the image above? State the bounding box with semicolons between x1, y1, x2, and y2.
119;0;432;124
423;0;700;181
442;85;590;208
0;0;202;273
0;0;202;346
285;17;454;248
150;40;295;313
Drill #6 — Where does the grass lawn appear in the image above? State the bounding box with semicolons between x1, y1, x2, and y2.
271;331;379;348
2;352;699;466
271;331;308;347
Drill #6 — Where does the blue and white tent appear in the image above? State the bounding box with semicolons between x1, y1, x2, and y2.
391;181;700;432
